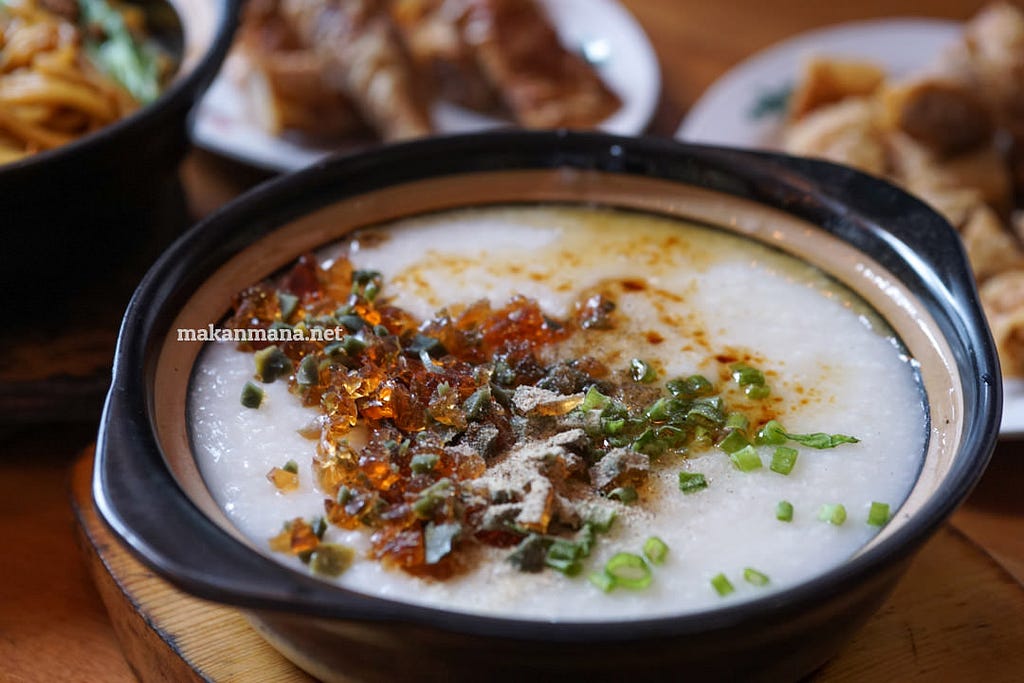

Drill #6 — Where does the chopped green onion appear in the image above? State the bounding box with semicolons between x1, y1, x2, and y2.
545;539;584;575
678;471;708;494
240;381;264;408
776;500;794;522
770;447;798;475
743;567;770;586
730;362;765;386
711;572;734;597
608;486;638;504
744;384;771;400
729;445;762;472
756;419;858;449
717;429;751;454
644;397;671;422
643;536;669;565
580;386;612;411
666;374;714;398
410;453;438;474
588;571;616;592
630;358;657;383
309;543;355;577
755;420;788;446
282;459;299;474
725;412;750;432
605;552;652;590
785;431;859;449
602;417;626;435
867;501;891;527
818;503;847;526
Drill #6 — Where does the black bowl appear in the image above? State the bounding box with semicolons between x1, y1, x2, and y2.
94;131;1001;681
0;0;237;299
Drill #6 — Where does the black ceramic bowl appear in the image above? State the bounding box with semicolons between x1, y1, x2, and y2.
0;0;237;296
95;132;1001;682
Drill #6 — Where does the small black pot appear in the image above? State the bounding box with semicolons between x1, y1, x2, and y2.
94;131;1001;682
0;0;237;299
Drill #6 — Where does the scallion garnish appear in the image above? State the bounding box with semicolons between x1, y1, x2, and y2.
756;419;858;449
755;420;788;445
745;384;771;400
769;446;798;475
604;552;652;590
277;291;299;320
818;503;847;526
678;471;708;494
729;445;762;472
717;429;750;454
643;536;669;565
776;500;794;522
580;385;612;412
588;571;615;592
867;501;891;527
743;567;770;586
240;381;264;408
725;412;749;432
711;573;734;597
666;374;714;398
630;358;657;383
282;459;299;474
729;362;765;387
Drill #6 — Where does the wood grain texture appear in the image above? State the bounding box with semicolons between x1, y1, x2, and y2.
71;451;314;683
69;451;1024;683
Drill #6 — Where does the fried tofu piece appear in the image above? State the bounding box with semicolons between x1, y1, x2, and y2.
962;203;1024;281
878;78;994;157
981;269;1024;375
788;57;886;120
281;0;433;140
783;97;887;176
236;0;364;137
888;132;1013;214
393;0;620;128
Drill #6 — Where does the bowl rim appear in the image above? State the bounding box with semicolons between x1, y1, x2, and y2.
0;0;238;175
94;130;1002;642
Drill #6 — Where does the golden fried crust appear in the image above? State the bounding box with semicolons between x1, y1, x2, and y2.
878;78;994;157
788;57;886;120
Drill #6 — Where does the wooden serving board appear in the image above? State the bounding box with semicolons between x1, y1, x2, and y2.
71;452;1024;682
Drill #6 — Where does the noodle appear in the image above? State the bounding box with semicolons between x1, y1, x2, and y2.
0;0;164;162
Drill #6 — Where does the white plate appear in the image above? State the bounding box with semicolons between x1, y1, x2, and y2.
191;0;660;172
677;18;960;150
677;18;1024;435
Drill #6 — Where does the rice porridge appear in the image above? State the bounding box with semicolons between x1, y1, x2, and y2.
189;205;926;621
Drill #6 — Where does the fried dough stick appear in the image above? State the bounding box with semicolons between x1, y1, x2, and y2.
281;0;432;140
392;0;620;128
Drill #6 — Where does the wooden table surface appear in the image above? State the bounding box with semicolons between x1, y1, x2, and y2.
3;1;1023;681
